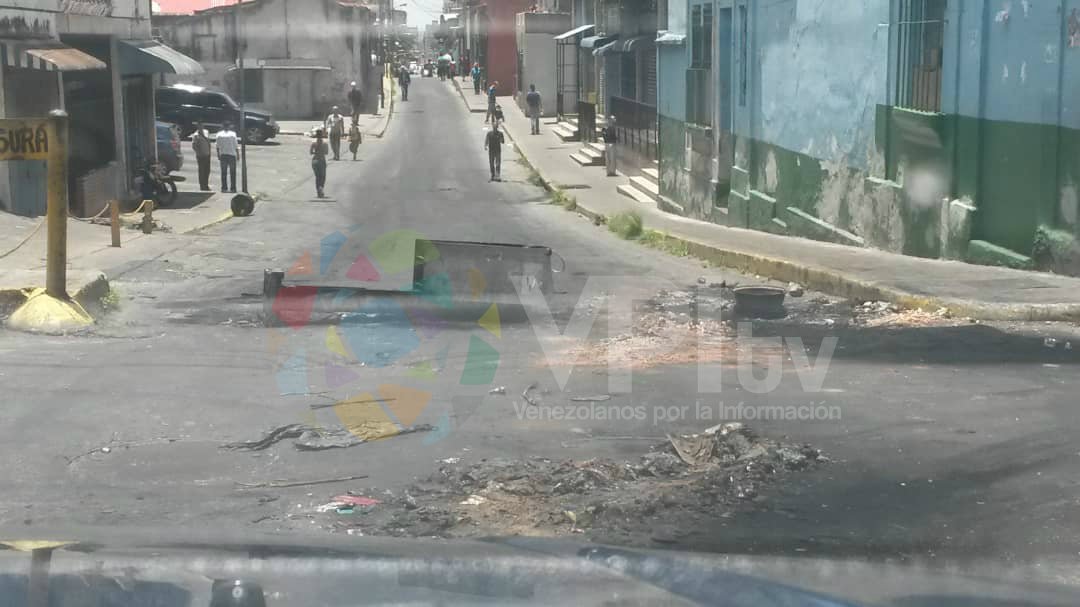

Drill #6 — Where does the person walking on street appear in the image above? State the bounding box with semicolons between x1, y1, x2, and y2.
485;81;499;123
348;122;362;161
493;104;505;126
526;84;542;135
471;63;482;95
348;81;363;124
216;121;239;193
325;106;345;161
603;115;618;177
311;128;329;198
398;65;411;101
484;122;505;182
191;122;212;191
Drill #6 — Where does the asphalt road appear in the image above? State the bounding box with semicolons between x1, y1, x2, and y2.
3;78;1080;583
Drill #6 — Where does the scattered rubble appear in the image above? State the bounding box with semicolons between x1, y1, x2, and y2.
318;424;824;547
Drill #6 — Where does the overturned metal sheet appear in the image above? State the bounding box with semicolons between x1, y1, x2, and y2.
413;239;555;299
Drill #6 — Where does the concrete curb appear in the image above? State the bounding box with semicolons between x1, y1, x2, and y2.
450;78;488;113
496;105;1080;322
372;77;395;139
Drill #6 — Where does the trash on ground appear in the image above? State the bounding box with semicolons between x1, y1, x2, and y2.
222;423;435;452
333;495;380;507
319;424;823;547
786;283;805;297
488;386;507;395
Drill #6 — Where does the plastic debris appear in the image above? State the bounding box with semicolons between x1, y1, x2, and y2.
786;283;805;297
333;495;380;507
460;494;487;506
488;386;507;395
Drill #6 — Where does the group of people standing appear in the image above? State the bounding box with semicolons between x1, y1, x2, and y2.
310;81;366;198
191;121;240;193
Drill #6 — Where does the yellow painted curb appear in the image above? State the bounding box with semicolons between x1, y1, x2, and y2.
5;288;93;333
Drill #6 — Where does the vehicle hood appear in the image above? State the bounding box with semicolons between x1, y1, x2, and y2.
0;526;1078;606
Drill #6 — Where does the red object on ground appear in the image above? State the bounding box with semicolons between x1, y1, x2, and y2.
333;495;380;507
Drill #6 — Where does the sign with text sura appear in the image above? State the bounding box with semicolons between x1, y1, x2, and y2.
0;119;50;161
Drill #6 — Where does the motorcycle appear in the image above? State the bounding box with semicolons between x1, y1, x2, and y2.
134;161;180;208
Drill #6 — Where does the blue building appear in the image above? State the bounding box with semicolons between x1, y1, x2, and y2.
657;0;1080;275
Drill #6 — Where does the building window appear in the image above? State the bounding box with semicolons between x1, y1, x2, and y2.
702;3;713;67
691;5;703;66
895;0;946;112
738;4;747;106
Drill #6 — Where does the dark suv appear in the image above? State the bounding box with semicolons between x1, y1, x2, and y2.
156;84;279;143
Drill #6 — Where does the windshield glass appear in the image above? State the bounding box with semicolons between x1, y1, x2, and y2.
2;0;1080;605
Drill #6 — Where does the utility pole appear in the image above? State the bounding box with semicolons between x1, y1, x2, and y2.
236;0;249;193
380;0;388;108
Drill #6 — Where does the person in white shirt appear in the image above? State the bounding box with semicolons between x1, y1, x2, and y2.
325;106;346;161
215;122;239;192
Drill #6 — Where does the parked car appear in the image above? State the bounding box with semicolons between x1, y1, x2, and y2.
156;121;184;173
156;83;279;143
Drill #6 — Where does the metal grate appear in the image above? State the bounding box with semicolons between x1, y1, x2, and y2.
895;0;946;112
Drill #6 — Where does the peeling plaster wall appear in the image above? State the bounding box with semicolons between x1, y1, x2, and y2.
736;0;899;250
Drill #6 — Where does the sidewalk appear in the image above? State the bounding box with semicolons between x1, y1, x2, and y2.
278;75;398;138
466;85;1080;321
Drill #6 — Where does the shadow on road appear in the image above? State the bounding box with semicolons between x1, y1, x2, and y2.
168;190;215;210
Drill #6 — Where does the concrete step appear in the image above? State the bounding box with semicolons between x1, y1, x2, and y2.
630;175;659;198
580;145;604;160
552;123;579;142
618;183;657;205
570;151;604;166
585;141;606;155
641;167;659;182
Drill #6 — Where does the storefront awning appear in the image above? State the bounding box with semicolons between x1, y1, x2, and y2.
0;38;105;72
118;40;204;76
580;34;617;49
555;24;594;40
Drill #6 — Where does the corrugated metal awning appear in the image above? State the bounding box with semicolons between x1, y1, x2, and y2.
256;58;332;71
0;38;106;72
593;40;618;56
618;34;654;53
580;34;617;49
118;39;204;75
655;31;687;45
554;24;594;40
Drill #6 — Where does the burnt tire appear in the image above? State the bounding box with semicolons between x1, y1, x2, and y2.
231;193;255;217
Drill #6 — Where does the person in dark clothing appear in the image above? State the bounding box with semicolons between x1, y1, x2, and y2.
398;66;411;101
311;129;329;198
484;123;505;181
603;115;618;177
525;84;542;135
492;104;505;125
191;122;212;191
347;81;363;124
